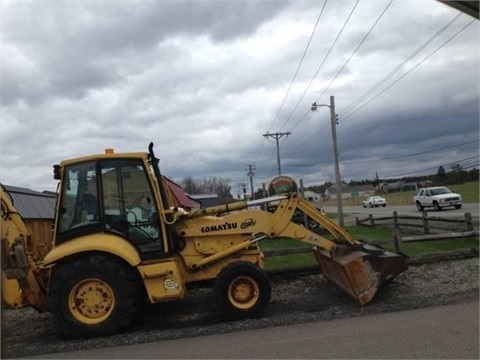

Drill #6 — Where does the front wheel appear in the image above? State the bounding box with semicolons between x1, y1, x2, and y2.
308;218;319;229
49;254;144;338
455;204;462;209
214;261;271;320
433;201;441;211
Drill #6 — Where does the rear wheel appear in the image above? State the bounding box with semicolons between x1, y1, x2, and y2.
416;202;424;212
49;254;144;338
214;261;271;320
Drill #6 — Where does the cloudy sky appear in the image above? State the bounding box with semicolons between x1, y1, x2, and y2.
1;0;478;197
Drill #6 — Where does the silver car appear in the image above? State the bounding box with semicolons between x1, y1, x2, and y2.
363;196;387;208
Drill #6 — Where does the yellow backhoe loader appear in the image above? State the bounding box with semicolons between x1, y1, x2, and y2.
1;143;408;338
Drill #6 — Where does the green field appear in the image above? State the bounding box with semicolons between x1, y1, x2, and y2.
260;225;478;270
333;181;479;206
259;181;479;270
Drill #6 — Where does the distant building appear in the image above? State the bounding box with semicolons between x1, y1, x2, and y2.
3;185;56;220
328;184;376;199
380;181;418;193
188;194;220;208
164;177;195;209
302;190;322;201
2;185;56;258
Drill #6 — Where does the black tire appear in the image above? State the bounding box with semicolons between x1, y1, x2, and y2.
433;201;441;211
416;202;424;212
49;253;144;338
455;204;462;209
308;218;319;229
214;261;271;320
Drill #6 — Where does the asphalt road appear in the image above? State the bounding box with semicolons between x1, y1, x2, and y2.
324;203;479;225
24;301;479;359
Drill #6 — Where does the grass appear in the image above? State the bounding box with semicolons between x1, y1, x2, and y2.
260;181;479;270
449;182;480;202
326;181;479;206
260;224;479;270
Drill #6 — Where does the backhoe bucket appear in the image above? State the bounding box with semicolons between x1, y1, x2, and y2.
314;243;408;305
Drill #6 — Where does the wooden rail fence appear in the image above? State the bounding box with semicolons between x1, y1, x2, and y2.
355;211;475;234
354;211;478;252
263;211;478;270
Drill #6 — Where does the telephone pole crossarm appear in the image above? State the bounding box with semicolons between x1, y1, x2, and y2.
263;131;291;175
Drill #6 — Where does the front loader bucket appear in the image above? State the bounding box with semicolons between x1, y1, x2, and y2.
314;243;408;305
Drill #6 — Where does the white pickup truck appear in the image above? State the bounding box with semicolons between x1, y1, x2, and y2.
413;186;462;211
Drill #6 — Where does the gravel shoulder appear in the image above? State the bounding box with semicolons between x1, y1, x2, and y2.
1;258;478;359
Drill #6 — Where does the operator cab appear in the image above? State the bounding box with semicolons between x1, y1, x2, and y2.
55;156;166;258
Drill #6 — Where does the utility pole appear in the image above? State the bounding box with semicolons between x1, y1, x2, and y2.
311;95;344;227
263;131;291;175
329;96;344;227
245;164;255;200
237;183;247;200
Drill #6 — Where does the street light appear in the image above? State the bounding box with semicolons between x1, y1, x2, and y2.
311;95;344;227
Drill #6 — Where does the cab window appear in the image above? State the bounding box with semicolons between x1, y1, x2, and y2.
57;161;99;234
101;159;161;246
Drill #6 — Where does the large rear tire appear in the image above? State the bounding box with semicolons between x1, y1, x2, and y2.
214;261;271;320
49;254;144;338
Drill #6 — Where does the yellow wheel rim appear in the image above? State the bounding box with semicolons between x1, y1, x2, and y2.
68;278;115;324
228;275;260;310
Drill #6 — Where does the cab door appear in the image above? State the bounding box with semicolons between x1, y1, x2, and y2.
100;159;167;257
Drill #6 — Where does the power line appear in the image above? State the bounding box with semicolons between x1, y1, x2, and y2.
278;0;360;133
340;11;463;119
286;11;475;160
274;0;390;154
313;0;393;104
256;3;476;184
267;0;327;133
341;17;477;123
256;1;327;168
382;154;479;178
342;139;479;165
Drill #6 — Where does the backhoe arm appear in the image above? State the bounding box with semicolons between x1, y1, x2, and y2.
1;185;49;310
177;192;407;305
270;194;355;245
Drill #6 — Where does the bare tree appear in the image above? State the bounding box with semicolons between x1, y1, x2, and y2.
182;176;233;202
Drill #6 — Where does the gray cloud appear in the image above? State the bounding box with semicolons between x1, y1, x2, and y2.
1;0;478;194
